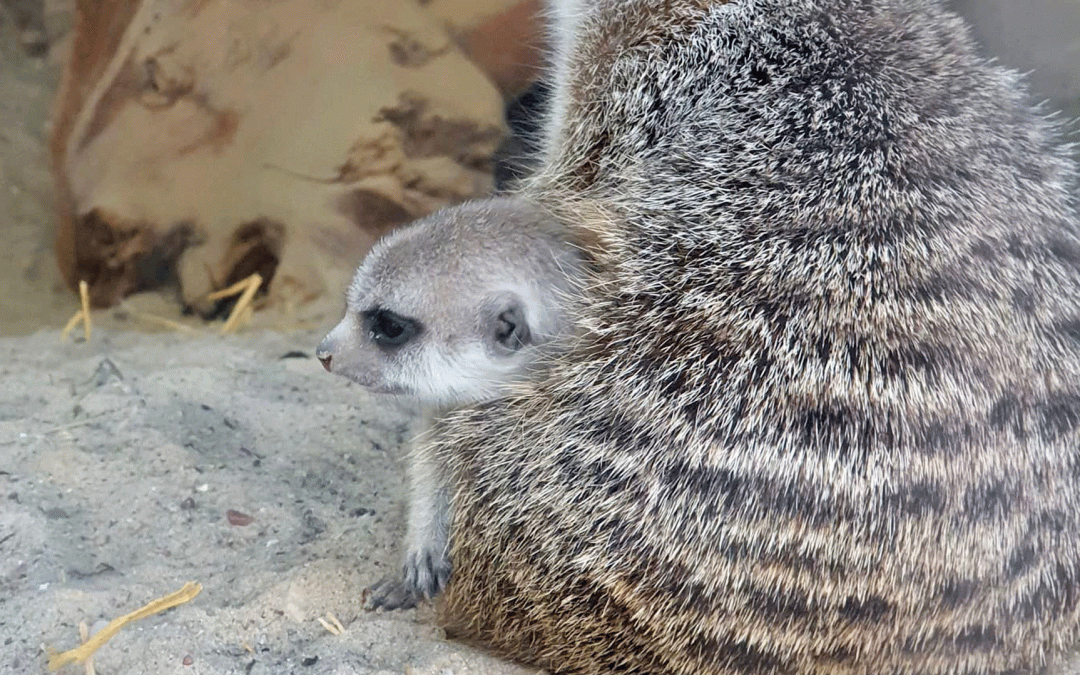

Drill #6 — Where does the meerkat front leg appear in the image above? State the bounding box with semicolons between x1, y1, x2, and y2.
403;439;453;595
366;414;452;610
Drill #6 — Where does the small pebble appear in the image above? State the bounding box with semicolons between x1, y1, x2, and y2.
182;655;193;666
227;509;254;526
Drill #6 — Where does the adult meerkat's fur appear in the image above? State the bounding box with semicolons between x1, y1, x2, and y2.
316;196;583;608
424;0;1080;673
493;81;552;192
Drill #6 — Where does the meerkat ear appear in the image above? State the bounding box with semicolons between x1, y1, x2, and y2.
483;292;532;354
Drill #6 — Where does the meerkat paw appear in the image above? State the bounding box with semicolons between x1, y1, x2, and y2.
364;547;451;611
404;544;452;598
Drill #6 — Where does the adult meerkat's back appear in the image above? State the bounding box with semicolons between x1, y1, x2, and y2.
431;0;1080;673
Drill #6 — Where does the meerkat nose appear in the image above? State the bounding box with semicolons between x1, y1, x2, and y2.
316;335;338;372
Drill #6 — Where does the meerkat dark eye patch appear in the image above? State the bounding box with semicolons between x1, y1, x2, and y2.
363;308;422;348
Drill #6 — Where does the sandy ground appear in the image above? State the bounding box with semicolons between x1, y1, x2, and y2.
0;328;540;675
0;6;542;673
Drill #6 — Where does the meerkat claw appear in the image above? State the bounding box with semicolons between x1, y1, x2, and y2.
364;576;419;611
403;547;451;600
364;550;450;612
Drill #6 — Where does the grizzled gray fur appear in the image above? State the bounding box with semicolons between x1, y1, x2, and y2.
423;0;1080;673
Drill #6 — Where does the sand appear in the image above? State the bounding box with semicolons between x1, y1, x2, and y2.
0;5;539;672
0;328;540;675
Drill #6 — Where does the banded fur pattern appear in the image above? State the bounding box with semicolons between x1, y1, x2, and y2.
435;1;1080;673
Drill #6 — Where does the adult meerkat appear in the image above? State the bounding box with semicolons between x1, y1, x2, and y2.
418;0;1080;673
316;196;584;609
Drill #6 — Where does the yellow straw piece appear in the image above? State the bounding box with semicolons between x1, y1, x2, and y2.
316;613;345;635
61;280;93;343
129;311;202;335
60;312;82;342
204;273;263;334
79;280;92;342
47;582;202;671
78;621;96;675
326;612;345;634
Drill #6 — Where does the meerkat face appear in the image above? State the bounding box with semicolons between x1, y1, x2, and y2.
316;199;575;407
316;285;537;406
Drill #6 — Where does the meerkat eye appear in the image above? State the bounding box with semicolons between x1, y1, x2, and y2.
363;308;421;348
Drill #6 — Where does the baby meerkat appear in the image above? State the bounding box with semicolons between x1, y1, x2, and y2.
316;196;584;608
